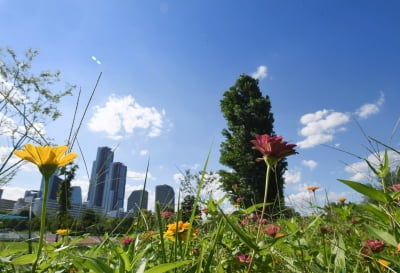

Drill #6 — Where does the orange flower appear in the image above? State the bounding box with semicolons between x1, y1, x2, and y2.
338;198;346;203
307;186;319;192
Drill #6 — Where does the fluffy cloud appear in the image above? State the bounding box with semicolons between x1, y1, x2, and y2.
355;92;385;119
297;93;385;149
251;65;268;80
139;150;149;156
302;160;317;170
345;150;400;182
1;186;26;201
88;94;166;139
297;109;350;148
283;170;301;184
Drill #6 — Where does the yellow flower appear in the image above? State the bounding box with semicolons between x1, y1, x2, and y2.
56;229;71;236
163;221;197;241
14;144;77;178
377;259;390;271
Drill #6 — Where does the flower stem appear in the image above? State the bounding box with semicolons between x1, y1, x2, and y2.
247;163;272;272
32;176;49;273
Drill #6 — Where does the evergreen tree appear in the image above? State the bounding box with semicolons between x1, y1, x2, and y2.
180;195;200;222
56;163;78;229
219;74;288;214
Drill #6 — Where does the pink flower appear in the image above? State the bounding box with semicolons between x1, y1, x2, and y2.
161;211;174;218
250;134;297;163
237;254;251;263
389;184;400;192
363;239;385;253
236;197;245;203
121;237;134;245
264;224;280;237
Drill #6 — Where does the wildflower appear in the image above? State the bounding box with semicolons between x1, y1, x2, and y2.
163;221;198;241
264;224;280;237
121;237;134;245
161;211;174;218
363;239;385;253
56;229;71;236
275;233;285;238
258;218;267;224
237;254;251;263
389;184;400;192
232;184;238;191
14;144;77;178
377;259;390;271
250;134;297;166
233;204;240;208
349;217;359;223
397;242;400;253
236;197;245;203
307;186;319;192
338;198;346;203
201;208;209;215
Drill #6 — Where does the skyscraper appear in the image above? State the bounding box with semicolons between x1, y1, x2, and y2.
155;184;175;212
127;189;148;213
71;186;82;205
87;147;114;208
104;162;127;211
39;173;61;200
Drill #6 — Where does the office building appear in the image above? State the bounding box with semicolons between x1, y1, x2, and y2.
71;186;82;205
104;162;127;212
127;189;148;214
87;147;114;208
155;184;175;212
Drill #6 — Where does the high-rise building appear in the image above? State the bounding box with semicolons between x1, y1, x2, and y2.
155;184;175;212
104;162;127;211
87;147;114;208
71;186;82;205
39;173;62;200
127;190;148;213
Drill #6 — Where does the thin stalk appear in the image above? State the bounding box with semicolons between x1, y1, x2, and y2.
247;163;272;273
32;175;49;273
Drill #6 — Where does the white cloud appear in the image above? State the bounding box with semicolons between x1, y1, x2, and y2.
1;186;26;201
251;65;268;80
302;160;317;170
127;170;155;181
355;92;385;119
344;150;400;182
297;109;351;148
87;94;166;139
139;150;149;156
283;170;301;184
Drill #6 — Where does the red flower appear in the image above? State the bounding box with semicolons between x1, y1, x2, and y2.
250;134;297;165
121;237;134;245
237;254;251;263
264;224;280;237
363;239;385;253
161;211;174;218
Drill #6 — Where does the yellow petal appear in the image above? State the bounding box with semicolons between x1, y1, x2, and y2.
57;152;78;167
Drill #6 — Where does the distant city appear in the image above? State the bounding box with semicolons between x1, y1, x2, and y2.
0;146;175;218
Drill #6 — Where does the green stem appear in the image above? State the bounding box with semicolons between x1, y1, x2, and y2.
32;176;49;273
247;163;272;273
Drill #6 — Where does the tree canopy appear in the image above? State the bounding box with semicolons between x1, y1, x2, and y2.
219;74;288;215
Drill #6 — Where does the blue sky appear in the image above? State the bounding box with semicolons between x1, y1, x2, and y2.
1;1;399;212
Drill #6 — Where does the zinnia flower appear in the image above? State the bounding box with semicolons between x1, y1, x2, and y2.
338;198;346;203
307;186;319;192
363;239;385;253
250;134;297;166
121;237;134;245
236;197;245;203
161;211;174;218
237;254;251;263
14;144;77;178
56;229;71;236
264;224;280;237
163;221;198;241
389;184;400;192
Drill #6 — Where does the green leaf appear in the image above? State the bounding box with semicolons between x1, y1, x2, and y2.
338;179;392;203
143;260;193;273
358;203;390;224
218;208;259;251
11;254;35;265
366;225;398;247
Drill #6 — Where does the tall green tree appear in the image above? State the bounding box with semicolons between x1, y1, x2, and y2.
219;74;288;214
180;195;200;222
56;163;78;229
